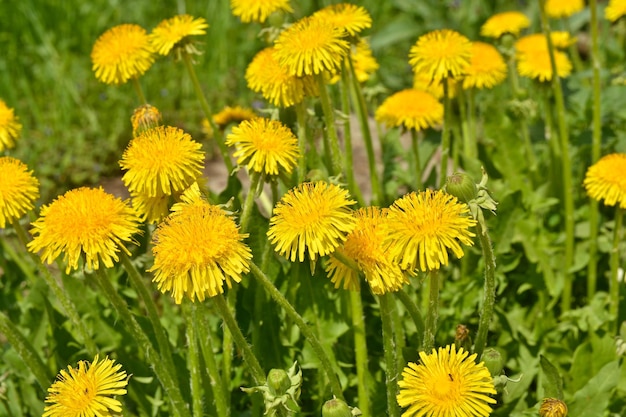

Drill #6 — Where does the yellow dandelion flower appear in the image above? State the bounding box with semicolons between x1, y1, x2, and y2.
386;189;476;272
375;89;444;131
539;398;568;417
268;181;357;262
226;117;300;176
149;183;251;304
517;49;572;81
0;157;39;228
463;42;507;90
606;0;626;22
330;39;379;84
213;105;257;130
480;11;530;38
0;99;22;151
131;104;162;137
28;187;141;273
230;0;293;23
515;32;575;55
412;73;459;100
545;0;584;19
43;355;128;417
91;24;154;85
130;191;171;224
119;126;205;198
397;345;497;417
584;153;626;208
274;15;350;77
150;14;208;56
246;47;317;107
409;29;472;82
325;207;407;294
313;3;372;37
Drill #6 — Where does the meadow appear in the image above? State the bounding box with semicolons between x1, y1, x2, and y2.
1;0;626;416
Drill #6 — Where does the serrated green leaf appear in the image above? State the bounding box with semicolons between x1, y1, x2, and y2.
568;360;620;417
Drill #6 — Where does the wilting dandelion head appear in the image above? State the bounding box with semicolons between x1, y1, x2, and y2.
545;0;584;19
397;345;497;417
376;89;443;131
149;184;251;304
385;189;476;273
230;0;293;23
409;29;472;82
268;182;357;262
463;42;507;90
226;117;300;176
480;11;530;38
91;24;154;85
131;104;162;137
312;3;372;37
584;153;626;209
539;398;568;417
0;157;39;228
150;14;208;56
43;355;128;417
0;99;22;151
606;0;626;22
28;187;141;273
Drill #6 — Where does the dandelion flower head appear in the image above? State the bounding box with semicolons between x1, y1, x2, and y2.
213;105;257;130
539;398;568;417
230;0;293;23
386;189;476;272
545;0;584;19
28;187;141;273
376;89;443;131
0;157;39;228
584;153;626;208
268;182;357;262
325;207;407;295
0;99;22;151
91;24;154;85
330;38;379;84
463;42;507;90
120;126;205;198
131;104;162;137
480;11;530;38
517;49;572;82
43;355;128;417
274;15;350;77
312;3;372;37
397;345;497;417
149;183;252;304
409;29;472;82
515;32;575;55
606;0;626;22
150;14;208;56
226;117;300;176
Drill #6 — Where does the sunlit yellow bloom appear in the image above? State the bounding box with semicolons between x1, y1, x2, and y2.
397;345;497;417
330;39;379;84
130;191;171;224
230;0;293;23
28;187;141;273
584;153;626;208
409;29;472;83
376;89;443;131
325;207;407;294
313;3;372;37
274;15;350;77
539;398;568;417
43;355;128;417
0;157;39;228
150;14;208;56
0;99;22;151
149;183;251;304
606;0;626;22
545;0;584;19
412;73;459;100
517;49;572;82
246;47;317;107
226;117;300;176
480;11;530;38
463;42;507;90
268;182;357;262
120;126;205;198
91;24;154;85
386;189;476;272
515;32;575;54
131;104;162;137
213;105;257;130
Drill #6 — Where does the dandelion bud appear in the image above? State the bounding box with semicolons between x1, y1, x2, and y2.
267;368;291;395
482;348;504;377
446;172;477;204
131;104;162;137
322;398;352;417
539;398;568;417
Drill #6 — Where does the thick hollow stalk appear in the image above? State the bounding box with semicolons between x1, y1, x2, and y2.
316;73;344;176
294;102;309;184
410;129;423;190
183;301;204;417
349;289;370;416
472;221;497;360
379;293;400;417
132;76;147;105
395;288;425;345
340;62;365;206
239;171;262;234
610;207;623;333
422;270;440;352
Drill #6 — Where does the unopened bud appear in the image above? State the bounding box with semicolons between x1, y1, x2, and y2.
539;398;568;417
446;172;477;203
322;398;352;417
482;348;504;377
267;368;290;395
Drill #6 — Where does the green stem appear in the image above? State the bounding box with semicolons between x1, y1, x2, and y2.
212;293;266;385
132;77;147;104
410;129;423;190
457;87;474;160
183;301;203;417
540;1;575;313
472;220;497;360
506;53;521;98
379;293;400;417
181;51;234;173
0;310;51;391
422;270;440;352
316;73;343;177
249;262;345;400
395;288;425;345
440;78;452;188
239;171;262;234
294;102;309;184
610;207;623;333
390;294;406;374
93;267;190;417
349;290;370;416
564;18;584;74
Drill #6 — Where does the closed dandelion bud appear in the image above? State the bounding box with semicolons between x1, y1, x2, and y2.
482;348;504;377
539;398;568;417
268;369;291;395
446;172;477;204
322;399;352;417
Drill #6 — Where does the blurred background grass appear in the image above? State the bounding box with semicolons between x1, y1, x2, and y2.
2;0;533;202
